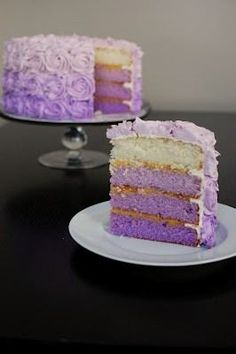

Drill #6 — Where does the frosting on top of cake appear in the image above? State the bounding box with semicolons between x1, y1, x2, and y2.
107;118;215;146
4;34;143;73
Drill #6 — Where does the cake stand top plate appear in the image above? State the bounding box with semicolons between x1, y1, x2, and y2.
0;101;150;126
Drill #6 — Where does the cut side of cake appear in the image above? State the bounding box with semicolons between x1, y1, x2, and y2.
93;37;142;114
2;35;142;120
107;118;219;248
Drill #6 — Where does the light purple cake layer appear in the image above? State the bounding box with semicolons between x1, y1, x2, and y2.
111;193;199;224
111;167;201;197
110;213;198;247
95;66;131;82
95;82;131;100
95;101;130;114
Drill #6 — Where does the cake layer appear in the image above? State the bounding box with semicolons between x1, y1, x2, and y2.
95;47;132;66
110;137;203;171
110;213;198;247
110;192;199;224
95;65;131;82
95;82;131;100
95;101;130;113
111;166;201;197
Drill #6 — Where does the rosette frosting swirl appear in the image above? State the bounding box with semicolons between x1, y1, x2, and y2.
3;92;24;115
21;74;43;95
43;75;65;100
66;96;93;119
24;95;46;118
69;46;94;73
67;74;95;100
45;49;70;73
44;101;67;119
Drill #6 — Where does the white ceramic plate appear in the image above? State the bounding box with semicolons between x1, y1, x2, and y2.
69;201;236;266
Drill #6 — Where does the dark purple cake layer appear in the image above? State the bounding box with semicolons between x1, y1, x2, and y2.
110;193;199;224
94;101;130;113
111;167;201;197
110;213;198;247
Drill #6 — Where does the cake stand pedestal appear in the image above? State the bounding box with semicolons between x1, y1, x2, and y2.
38;125;108;169
0;102;150;169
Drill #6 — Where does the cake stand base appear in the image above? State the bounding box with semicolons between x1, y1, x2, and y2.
38;149;109;169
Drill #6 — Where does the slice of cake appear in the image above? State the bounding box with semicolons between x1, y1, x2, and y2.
2;35;142;120
107;118;219;248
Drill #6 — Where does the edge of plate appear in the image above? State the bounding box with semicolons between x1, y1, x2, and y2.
68;202;236;267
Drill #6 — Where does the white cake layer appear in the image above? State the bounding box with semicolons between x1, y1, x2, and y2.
110;137;203;171
95;47;132;66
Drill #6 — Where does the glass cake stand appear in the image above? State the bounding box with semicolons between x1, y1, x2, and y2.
0;102;150;169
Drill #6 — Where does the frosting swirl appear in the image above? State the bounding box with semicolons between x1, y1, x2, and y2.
21;74;43;95
45;48;70;73
24;95;46;118
4;92;24;115
43;75;65;100
67;74;94;100
67;96;92;119
44;101;67;119
69;47;94;73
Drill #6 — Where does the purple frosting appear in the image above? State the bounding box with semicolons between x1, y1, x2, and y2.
24;95;46;118
3;34;143;118
201;213;218;248
2;71;95;120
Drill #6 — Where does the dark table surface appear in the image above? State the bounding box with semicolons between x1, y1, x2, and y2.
0;111;236;351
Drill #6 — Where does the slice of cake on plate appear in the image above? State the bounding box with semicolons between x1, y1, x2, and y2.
107;118;219;248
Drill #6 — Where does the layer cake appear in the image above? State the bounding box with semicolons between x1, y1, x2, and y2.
107;118;219;248
2;35;142;120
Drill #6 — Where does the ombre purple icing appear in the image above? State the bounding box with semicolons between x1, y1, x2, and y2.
107;118;219;247
3;34;143;119
3;72;94;120
110;213;198;247
111;193;199;224
111;167;201;197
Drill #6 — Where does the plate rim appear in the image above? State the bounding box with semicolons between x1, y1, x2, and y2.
68;201;236;267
